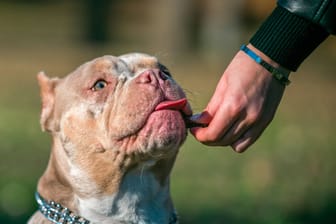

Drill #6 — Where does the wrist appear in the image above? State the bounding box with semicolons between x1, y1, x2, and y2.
247;44;291;77
241;44;291;86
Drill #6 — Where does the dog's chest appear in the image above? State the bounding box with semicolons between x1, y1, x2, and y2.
77;164;171;224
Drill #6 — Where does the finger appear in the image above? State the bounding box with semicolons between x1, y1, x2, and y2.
218;116;250;146
187;95;222;128
230;120;267;153
195;116;247;147
220;105;263;146
190;103;240;145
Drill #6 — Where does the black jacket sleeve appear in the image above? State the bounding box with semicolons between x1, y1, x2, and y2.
249;0;335;71
278;0;336;34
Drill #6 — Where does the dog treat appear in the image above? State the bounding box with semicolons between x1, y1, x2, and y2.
184;116;209;128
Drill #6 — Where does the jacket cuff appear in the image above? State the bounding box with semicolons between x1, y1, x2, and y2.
250;6;329;71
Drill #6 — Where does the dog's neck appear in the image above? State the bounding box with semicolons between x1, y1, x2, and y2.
37;137;177;224
76;163;175;224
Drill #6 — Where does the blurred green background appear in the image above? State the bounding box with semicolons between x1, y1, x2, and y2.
0;0;335;223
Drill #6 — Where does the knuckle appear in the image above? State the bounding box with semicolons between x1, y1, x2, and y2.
246;112;260;124
228;102;244;116
226;95;250;117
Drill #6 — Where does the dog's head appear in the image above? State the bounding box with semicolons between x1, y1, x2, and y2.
38;53;191;193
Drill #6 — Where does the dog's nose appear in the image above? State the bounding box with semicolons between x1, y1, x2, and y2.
136;69;168;85
136;70;156;84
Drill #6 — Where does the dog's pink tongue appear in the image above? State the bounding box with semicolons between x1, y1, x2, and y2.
155;98;187;111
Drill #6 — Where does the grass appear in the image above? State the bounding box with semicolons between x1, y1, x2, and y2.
0;1;336;223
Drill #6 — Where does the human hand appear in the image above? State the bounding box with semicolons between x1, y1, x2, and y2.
190;44;288;152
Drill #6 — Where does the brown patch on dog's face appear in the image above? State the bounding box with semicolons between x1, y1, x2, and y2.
39;53;191;194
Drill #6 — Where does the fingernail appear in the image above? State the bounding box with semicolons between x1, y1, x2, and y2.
231;139;247;153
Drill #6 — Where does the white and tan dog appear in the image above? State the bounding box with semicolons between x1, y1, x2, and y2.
28;53;194;224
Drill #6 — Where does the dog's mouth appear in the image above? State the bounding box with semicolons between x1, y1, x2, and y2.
154;98;189;113
154;98;206;128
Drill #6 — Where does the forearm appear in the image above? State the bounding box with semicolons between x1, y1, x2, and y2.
250;5;329;71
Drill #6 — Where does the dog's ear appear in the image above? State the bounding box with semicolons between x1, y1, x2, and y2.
37;71;59;132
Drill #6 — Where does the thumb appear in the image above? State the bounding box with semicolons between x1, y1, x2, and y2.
188;111;213;137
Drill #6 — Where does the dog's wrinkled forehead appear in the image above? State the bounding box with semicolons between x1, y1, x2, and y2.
94;53;161;77
67;53;161;84
118;53;161;78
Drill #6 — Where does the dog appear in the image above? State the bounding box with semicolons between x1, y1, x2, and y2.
28;53;195;224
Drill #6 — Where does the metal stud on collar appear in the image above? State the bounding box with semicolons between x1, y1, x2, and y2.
35;192;90;224
35;191;179;224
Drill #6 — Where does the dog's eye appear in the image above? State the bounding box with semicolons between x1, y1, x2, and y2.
162;69;171;77
92;80;107;91
159;64;172;77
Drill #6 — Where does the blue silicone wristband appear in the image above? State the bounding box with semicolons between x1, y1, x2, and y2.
240;45;290;86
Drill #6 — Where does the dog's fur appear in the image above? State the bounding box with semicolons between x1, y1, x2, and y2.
28;53;191;224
